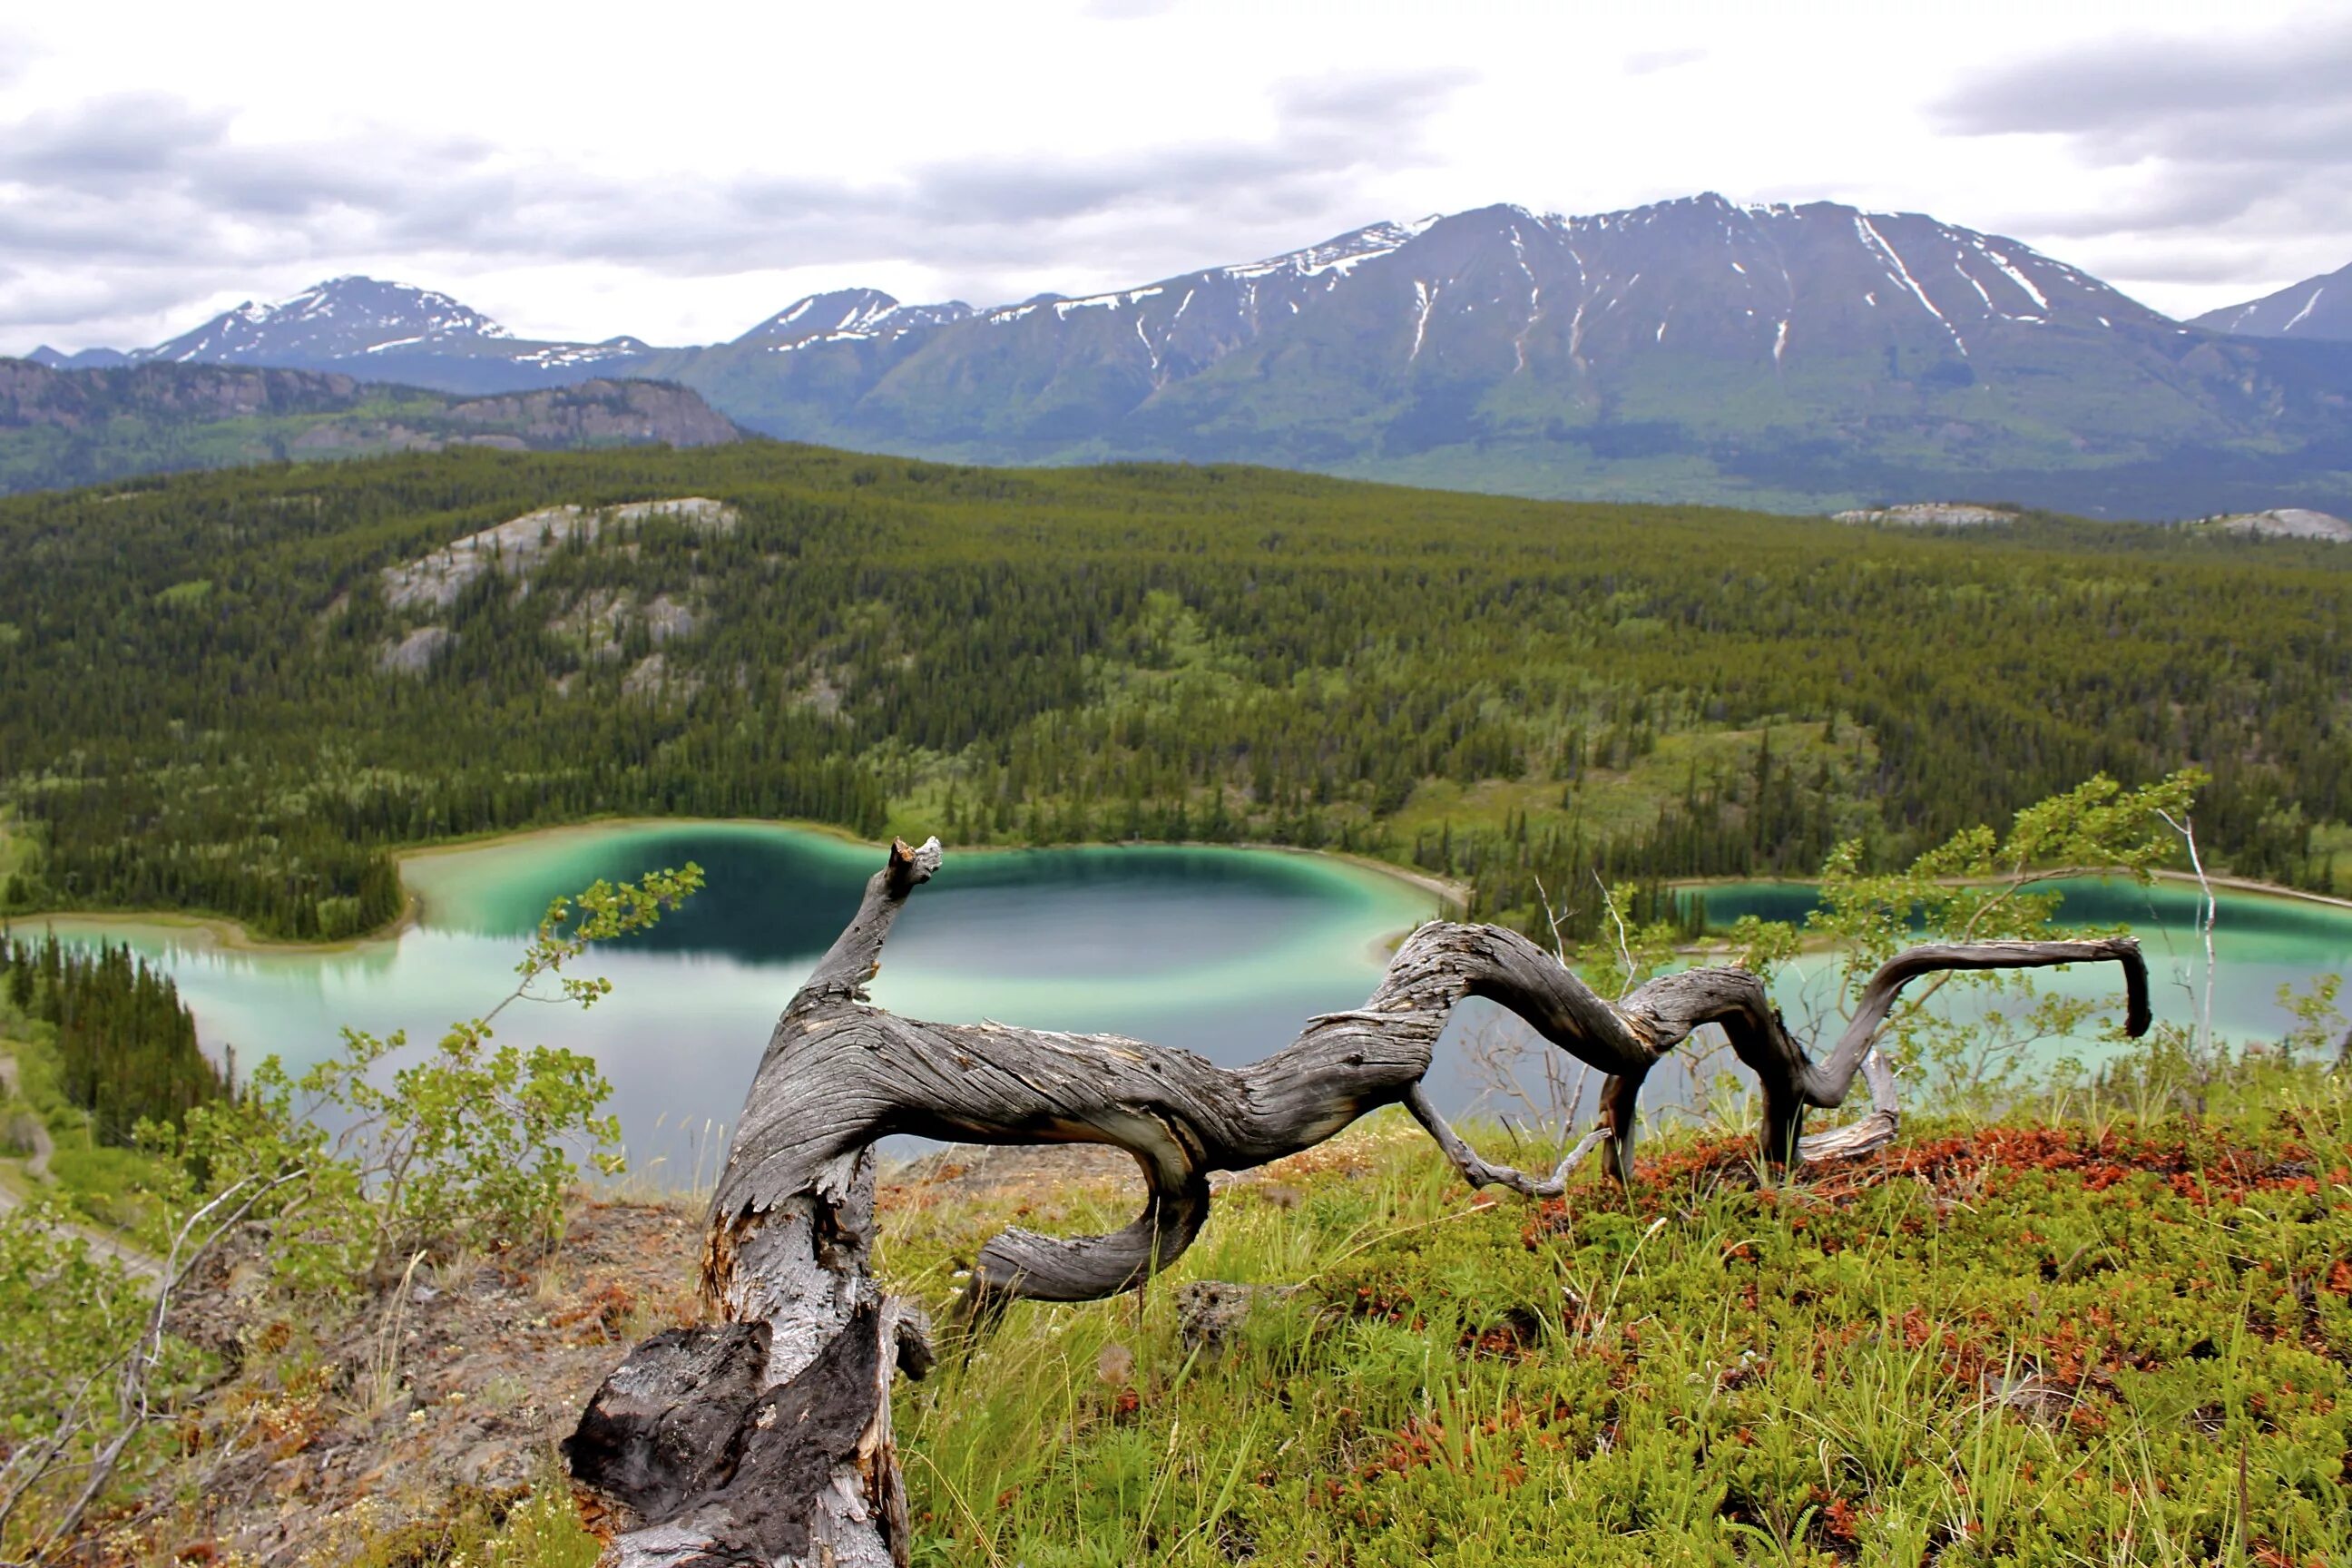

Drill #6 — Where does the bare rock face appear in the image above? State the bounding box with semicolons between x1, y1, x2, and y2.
379;498;737;612
2206;507;2352;541
446;380;740;448
377;624;456;674
622;652;702;703
1831;503;2019;527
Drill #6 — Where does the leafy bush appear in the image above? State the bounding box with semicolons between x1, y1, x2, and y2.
0;866;698;1553
1801;769;2206;1108
0;1200;183;1553
151;864;701;1290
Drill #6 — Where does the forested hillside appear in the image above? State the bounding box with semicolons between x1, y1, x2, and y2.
0;359;740;495
1;445;2347;942
1;936;219;1144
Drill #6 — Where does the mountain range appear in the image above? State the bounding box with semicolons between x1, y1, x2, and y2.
24;195;2352;517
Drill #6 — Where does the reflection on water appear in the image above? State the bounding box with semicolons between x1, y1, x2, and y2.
39;828;1442;1173
1695;877;2352;1058
34;844;2352;1177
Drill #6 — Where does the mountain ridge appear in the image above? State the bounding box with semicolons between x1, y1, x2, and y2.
0;358;741;494
2193;261;2352;342
28;196;2352;517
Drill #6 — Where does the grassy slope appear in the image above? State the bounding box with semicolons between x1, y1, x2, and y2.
875;1076;2352;1566
34;1053;2351;1564
0;995;172;1234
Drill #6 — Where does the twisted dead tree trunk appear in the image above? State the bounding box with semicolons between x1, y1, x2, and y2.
569;838;2150;1566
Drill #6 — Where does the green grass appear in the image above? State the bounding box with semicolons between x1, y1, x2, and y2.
0;997;181;1230
875;1066;2352;1565
0;812;28;881
1386;721;1878;853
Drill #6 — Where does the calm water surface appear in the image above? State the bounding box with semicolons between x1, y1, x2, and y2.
34;838;2352;1175
1693;877;2352;1057
41;826;1442;1174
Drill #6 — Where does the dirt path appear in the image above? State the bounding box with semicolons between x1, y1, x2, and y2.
0;1052;54;1177
0;1054;160;1279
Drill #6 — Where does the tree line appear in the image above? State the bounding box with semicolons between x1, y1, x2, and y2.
1;443;2347;942
2;934;221;1143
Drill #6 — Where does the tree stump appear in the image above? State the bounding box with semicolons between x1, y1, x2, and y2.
569;838;2149;1565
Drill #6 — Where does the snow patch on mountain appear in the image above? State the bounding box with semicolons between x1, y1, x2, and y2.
137;277;514;367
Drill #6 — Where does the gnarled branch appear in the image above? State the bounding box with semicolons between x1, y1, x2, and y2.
572;839;2149;1566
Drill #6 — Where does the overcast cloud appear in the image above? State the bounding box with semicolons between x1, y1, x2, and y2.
1929;13;2352;305
1;0;2344;352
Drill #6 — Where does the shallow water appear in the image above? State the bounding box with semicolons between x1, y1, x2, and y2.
1693;877;2352;1061
33;840;2352;1178
37;826;1442;1176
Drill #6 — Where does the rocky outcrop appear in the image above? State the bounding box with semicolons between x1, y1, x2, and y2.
2204;507;2352;541
377;625;457;675
380;499;736;613
445;380;739;448
0;359;362;428
377;500;730;688
1831;503;2020;527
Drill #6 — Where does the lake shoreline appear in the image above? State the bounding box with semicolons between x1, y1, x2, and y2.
16;820;2336;962
5;817;1465;956
1668;867;2352;916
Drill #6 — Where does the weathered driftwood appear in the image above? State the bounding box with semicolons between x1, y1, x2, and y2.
570;838;2150;1566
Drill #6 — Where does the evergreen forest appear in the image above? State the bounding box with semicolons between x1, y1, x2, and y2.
1;442;2347;944
0;935;219;1143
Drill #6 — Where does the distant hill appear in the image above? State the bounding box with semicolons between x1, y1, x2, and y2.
34;199;2352;517
2192;261;2352;341
0;359;740;494
4;445;2347;948
2197;507;2352;542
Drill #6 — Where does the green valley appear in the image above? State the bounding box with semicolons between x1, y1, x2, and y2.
2;444;2347;946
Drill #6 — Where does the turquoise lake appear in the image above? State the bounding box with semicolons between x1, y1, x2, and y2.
33;825;1443;1177
26;832;2352;1175
1692;877;2352;1054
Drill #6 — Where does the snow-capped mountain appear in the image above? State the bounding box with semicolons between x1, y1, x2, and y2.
137;278;508;364
2193;260;2352;341
672;194;2269;514
88;277;656;392
732;289;974;353
891;195;2170;406
31;197;2352;515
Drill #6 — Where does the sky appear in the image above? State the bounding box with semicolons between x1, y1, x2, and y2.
4;0;2348;353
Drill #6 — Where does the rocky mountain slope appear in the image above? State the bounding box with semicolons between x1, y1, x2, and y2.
34;277;655;394
648;196;2352;517
34;200;2352;516
0;359;740;494
2193;261;2352;341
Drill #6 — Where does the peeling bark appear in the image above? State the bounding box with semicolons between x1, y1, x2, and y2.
572;838;2150;1565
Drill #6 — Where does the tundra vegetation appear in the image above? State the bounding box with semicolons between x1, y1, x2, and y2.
0;776;2346;1563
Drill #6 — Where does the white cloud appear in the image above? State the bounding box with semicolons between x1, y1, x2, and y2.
1625;47;1708;75
1928;8;2352;312
0;0;2341;352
